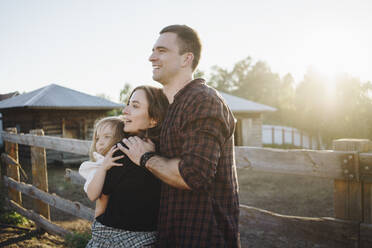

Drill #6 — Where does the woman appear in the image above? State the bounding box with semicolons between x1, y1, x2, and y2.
86;85;169;248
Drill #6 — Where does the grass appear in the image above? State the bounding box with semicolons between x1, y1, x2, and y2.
65;231;91;248
263;143;304;149
0;179;30;226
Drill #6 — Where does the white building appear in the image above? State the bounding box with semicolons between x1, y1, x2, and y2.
219;92;276;147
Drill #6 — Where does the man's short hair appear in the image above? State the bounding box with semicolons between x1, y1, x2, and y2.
160;25;202;71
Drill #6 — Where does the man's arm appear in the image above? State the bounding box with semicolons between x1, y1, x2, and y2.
118;138;191;190
145;156;191;190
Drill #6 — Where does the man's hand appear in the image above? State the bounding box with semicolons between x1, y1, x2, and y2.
118;136;155;165
119;137;191;190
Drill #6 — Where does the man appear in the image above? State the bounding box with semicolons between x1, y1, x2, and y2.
120;24;240;247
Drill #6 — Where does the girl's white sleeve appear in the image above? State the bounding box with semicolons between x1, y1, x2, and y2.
79;161;100;193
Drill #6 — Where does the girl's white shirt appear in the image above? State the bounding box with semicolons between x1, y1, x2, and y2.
78;152;105;193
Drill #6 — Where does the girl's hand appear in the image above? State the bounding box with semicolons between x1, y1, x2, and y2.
101;146;124;171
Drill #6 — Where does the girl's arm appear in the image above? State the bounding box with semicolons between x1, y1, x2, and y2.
86;146;124;201
94;194;109;217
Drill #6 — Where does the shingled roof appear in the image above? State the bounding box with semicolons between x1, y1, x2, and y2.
219;92;276;113
0;84;123;110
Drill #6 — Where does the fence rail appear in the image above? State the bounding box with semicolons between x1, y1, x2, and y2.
1;131;90;155
1;129;372;247
3;176;94;221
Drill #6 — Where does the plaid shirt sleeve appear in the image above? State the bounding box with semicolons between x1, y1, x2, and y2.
178;94;234;191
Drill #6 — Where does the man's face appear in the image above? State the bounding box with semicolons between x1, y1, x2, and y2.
149;32;185;85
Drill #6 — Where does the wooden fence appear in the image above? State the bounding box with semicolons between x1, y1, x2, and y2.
1;127;372;247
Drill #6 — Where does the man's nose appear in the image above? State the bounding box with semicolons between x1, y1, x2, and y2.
149;52;156;62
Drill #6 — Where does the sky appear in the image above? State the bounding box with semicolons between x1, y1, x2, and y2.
1;0;371;102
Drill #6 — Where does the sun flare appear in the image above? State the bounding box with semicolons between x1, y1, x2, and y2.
296;27;365;101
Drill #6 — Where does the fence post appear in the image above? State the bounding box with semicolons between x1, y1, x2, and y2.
333;139;372;248
30;129;50;220
4;127;22;205
333;139;367;223
271;127;275;145
282;128;285;145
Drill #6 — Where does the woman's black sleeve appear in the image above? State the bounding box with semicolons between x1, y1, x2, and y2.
101;144;132;195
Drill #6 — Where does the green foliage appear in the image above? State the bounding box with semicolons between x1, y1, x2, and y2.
206;57;295;126
65;231;91;248
204;56;372;147
107;83;133;116
0;211;29;225
293;69;372;145
119;83;132;104
0;183;29;225
194;69;205;79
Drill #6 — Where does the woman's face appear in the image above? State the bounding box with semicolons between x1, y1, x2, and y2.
122;89;155;134
95;123;115;155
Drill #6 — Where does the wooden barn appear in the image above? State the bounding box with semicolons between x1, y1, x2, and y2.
219;92;276;147
0;84;123;163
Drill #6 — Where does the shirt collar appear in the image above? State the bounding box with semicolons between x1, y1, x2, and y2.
93;152;105;161
173;78;205;102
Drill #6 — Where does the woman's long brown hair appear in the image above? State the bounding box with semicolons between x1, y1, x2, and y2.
126;86;169;144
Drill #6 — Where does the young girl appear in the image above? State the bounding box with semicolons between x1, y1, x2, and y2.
85;85;169;248
78;116;126;217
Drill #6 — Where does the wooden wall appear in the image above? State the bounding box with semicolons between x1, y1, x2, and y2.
1;108;109;163
234;112;262;147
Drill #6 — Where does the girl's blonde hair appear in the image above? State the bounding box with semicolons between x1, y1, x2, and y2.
89;116;125;161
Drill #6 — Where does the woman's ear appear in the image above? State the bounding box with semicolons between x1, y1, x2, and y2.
149;119;157;128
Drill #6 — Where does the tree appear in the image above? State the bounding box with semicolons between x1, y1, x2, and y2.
193;69;205;79
205;56;372;144
107;83;133;116
293;68;328;137
293;69;372;146
207;65;235;92
119;83;132;104
207;57;295;125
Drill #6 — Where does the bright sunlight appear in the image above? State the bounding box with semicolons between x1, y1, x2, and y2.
296;27;365;102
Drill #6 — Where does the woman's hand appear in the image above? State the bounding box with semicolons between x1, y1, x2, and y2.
101;146;125;171
118;137;155;165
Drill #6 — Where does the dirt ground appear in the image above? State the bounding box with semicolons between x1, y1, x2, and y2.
0;163;334;247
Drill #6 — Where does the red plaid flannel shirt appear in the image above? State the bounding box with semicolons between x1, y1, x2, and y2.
157;79;240;247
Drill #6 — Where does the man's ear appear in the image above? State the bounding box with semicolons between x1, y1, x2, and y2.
182;52;194;68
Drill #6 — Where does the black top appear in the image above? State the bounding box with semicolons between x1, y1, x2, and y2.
96;142;160;231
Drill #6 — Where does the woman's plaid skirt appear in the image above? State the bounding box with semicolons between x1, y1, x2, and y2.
86;220;157;248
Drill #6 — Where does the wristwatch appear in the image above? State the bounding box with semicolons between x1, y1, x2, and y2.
140;152;157;169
